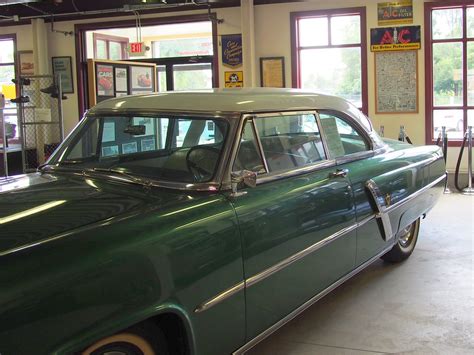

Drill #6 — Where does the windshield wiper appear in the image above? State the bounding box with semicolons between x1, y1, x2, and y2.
84;168;152;187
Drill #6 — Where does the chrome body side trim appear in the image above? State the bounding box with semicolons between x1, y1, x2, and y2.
246;221;359;288
385;173;446;213
194;281;245;313
194;214;377;313
365;179;394;241
232;243;395;355
365;173;446;241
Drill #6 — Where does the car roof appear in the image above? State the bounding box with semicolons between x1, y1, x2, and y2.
89;88;356;115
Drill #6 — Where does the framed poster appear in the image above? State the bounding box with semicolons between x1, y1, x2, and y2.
115;67;128;92
131;66;153;91
260;57;285;88
52;56;74;93
18;50;34;75
377;1;413;26
96;64;114;96
375;50;418;113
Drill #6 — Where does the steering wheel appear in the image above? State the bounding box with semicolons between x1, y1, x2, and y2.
186;146;221;182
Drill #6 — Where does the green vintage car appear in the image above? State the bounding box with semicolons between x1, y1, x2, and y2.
0;89;445;355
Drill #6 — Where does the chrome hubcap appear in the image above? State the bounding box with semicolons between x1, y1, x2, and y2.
398;225;413;248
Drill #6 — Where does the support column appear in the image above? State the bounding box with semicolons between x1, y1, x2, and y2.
241;0;256;87
31;18;49;75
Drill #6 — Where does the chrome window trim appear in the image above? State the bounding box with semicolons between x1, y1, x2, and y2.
251;118;270;174
256;159;336;185
232;242;395;355
227;110;335;188
335;150;375;165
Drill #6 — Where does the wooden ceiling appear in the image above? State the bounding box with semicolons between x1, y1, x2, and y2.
0;0;301;25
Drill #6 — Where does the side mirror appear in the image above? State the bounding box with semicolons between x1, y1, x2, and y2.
230;170;257;197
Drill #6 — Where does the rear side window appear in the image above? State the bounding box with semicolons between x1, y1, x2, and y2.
319;112;370;158
233;113;326;174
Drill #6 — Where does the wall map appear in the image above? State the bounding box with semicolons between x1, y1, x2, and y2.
375;50;418;113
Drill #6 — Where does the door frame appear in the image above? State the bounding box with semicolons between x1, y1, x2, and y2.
75;13;219;116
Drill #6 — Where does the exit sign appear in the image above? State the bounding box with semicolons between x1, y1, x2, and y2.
129;42;146;56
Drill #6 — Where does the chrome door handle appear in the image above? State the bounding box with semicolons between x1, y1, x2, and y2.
330;169;348;178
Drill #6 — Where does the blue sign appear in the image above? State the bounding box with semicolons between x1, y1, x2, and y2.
222;34;242;68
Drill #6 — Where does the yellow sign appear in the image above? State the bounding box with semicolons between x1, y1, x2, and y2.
225;71;243;88
378;1;413;26
371;43;420;52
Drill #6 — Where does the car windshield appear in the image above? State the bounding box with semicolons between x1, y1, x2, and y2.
48;115;229;184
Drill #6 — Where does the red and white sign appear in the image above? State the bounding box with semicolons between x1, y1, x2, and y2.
128;42;146;57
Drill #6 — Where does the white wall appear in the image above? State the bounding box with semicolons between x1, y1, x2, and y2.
0;0;468;172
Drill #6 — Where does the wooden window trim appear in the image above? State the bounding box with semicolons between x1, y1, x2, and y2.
290;7;368;115
424;0;474;146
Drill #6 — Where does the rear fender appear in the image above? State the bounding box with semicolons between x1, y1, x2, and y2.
365;154;445;241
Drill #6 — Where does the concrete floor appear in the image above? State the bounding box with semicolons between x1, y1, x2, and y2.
247;193;474;355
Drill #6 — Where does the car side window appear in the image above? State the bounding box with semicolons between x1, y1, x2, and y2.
254;113;326;173
233;119;266;174
319;112;370;158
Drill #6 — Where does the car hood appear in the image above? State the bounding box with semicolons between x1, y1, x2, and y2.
0;172;184;256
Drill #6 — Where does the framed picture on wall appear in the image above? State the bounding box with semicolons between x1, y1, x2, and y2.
18;50;34;75
96;64;114;97
52;56;74;93
131;66;153;91
115;67;128;92
260;57;285;88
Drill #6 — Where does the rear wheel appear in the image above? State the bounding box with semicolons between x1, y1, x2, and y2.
82;324;168;355
381;218;420;263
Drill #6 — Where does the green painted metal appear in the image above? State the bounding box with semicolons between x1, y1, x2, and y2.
0;111;445;355
228;166;357;340
0;174;245;355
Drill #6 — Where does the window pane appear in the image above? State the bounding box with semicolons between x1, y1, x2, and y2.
432;8;462;40
0;65;15;86
433;42;463;106
58;116;228;183
96;40;107;59
319;113;369;157
233;120;265;174
468;42;474;105
300;47;361;107
153;37;213;58
0;40;14;63
468;110;474;131
331;15;360;45
109;41;122;60
173;63;212;90
255;114;325;172
467;8;474;38
157;65;167;92
433;109;464;139
298;17;328;46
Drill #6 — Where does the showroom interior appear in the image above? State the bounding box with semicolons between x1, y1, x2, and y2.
0;0;473;355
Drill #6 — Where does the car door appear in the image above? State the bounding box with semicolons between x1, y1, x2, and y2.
228;112;357;340
318;110;389;265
